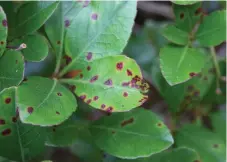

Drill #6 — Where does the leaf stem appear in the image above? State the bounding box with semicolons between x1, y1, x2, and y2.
210;47;221;89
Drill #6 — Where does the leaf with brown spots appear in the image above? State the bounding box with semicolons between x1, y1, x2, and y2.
90;108;173;158
0;6;7;57
60;55;148;112
17;76;77;126
0;87;46;161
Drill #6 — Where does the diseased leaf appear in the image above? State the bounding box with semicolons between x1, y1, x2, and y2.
196;10;226;46
89;108;173;159
0;6;7;57
211;110;226;141
10;1;59;39
0;50;24;92
60;1;137;76
173;2;202;32
45;2;64;73
116;147;201;162
9;34;49;62
160;45;206;85
162;25;189;45
0;87;46;162
60;55;148;112
176;124;226;162
172;1;199;5
17;76;77;126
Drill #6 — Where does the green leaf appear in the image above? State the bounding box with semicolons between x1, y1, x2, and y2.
116;147;201;162
196;10;226;46
60;1;137;76
0;87;46;162
160;45;206;85
162;25;189;45
0;50;24;92
17;76;77;126
0;6;7;57
173;2;202;32
46;118;88;147
10;1;59;39
89;108;173;159
211;110;226;141
172;1;199;5
60;55;148;112
9;34;49;62
45;2;64;73
176;124;226;162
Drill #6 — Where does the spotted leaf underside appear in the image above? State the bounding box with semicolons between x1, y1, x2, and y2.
160;45;206;85
60;55;148;112
0;50;24;92
0;87;46;161
17;76;77;126
116;147;201;162
176;124;226;162
60;0;137;76
90;108;173;159
0;6;7;57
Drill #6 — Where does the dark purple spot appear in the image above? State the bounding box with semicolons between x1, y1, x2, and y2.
86;52;92;61
1;128;11;136
90;75;99;83
0;119;5;125
80;95;86;100
2;19;7;27
127;69;133;76
56;111;60;115
123;92;128;97
87;66;91;71
5;98;11;104
101;104;106;109
64;20;70;27
80;73;83;78
180;13;184;19
64;55;72;65
27;107;34;114
93;96;99;101
213;144;219;148
121;118;134;127
122;82;130;87
189;72;196;77
12;117;17;123
57;92;62;96
91;13;98;20
86;99;92;104
116;62;123;71
106;106;113;113
104;79;113;86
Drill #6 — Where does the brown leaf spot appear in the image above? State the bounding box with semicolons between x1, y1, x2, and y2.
0;41;4;45
101;104;106;109
56;111;60;115
80;73;83;78
123;92;128;97
127;69;133;76
65;70;82;78
57;92;62;96
57;40;61;45
70;85;76;92
90;75;99;83
180;13;184;19
121;118;134;127
189;72;196;77
12;117;17;123
0;119;5;125
195;8;202;15
2;128;11;136
156;122;163;127
63;55;72;65
5;98;11;104
27;107;34;114
116;62;123;71
203;76;208;81
86;99;92;104
213;144;219;148
111;131;116;134
87;66;91;71
93;96;99;101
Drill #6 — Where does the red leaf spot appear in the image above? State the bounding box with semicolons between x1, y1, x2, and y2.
2;19;7;27
64;20;70;27
0;41;4;45
80;73;83;78
27;107;34;114
122;82;130;87
106;106;113;113
57;92;62;96
86;99;92;104
180;13;184;19
123;92;128;97
195;7;202;15
104;79;113;86
12;117;17;123
57;40;61;45
213;144;219;148
90;75;99;83
127;69;133;76
5;98;11;104
87;66;91;71
93;96;99;101
116;62;123;71
0;119;5;125
1;128;11;136
121;118;134;127
189;72;196;77
91;13;98;20
56;111;60;115
101;104;106;109
86;52;92;61
80;95;86;100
